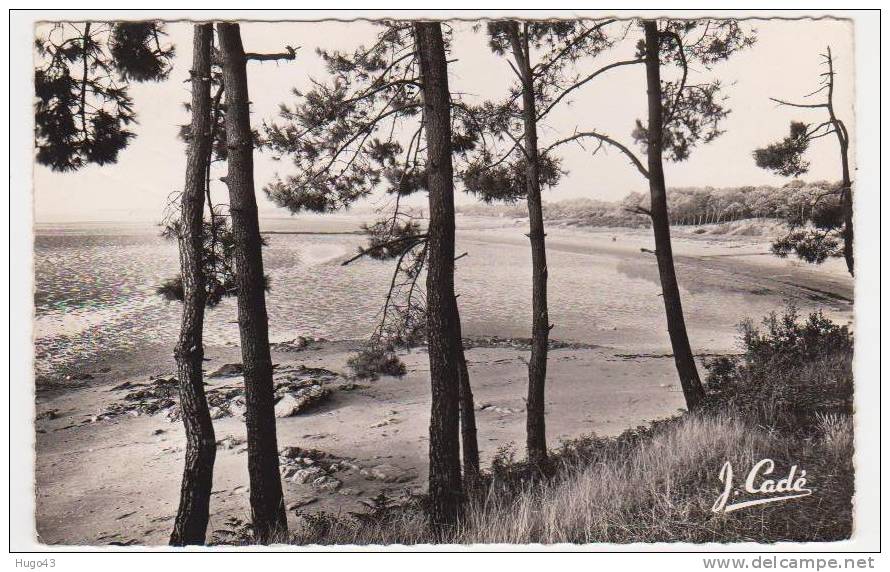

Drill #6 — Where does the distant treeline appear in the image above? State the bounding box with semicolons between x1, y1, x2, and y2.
458;197;650;227
457;180;842;228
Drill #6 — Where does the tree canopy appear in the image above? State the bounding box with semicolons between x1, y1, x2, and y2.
34;21;174;171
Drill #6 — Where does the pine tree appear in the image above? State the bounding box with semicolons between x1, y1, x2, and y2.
34;21;173;171
169;23;216;546
466;19;626;466
261;20;480;525
753;46;853;276
413;21;465;528
215;22;295;544
541;19;754;411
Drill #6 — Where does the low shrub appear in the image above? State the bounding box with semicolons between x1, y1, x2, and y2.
347;345;407;380
704;304;853;431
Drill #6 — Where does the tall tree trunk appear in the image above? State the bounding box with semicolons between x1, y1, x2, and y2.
825;47;854;277
217;22;287;543
839;147;853;276
454;299;479;489
643;21;705;411
507;23;550;467
414;21;463;530
170;23;216;547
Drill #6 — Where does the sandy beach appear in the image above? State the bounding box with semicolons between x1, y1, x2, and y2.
32;221;854;545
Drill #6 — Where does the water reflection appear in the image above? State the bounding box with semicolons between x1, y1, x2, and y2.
33;221;852;379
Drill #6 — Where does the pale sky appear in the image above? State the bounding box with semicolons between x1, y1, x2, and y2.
32;18;855;223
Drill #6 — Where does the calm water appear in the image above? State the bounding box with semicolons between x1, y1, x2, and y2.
33;216;852;379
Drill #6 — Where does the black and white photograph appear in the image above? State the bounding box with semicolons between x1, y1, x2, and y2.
6;6;883;561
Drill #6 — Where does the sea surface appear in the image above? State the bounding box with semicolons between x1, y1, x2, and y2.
33;215;852;379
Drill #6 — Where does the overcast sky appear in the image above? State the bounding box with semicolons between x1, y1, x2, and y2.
32;18;855;223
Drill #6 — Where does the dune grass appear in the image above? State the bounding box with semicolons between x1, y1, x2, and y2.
215;306;853;546
284;409;852;546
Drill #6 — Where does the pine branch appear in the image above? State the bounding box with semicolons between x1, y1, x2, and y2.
770;97;828;109
532;19;616;80
536;58;643;121
545;130;649;179
663;30;688;124
245;46;298;62
80;22;92;143
340;234;428;266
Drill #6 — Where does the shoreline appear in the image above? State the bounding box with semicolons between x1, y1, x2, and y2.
35;340;693;546
35;218;853;388
36;215;853;384
32;216;854;546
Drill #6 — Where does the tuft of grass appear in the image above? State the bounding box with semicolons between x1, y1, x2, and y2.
347;346;407;380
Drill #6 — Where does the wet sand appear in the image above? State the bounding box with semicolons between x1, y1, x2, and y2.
32;222;853;545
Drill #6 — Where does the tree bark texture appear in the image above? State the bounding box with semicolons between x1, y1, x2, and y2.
217;22;287;543
170;23;216;547
414;21;464;530
454;299;480;488
644;21;706;411
508;22;550;466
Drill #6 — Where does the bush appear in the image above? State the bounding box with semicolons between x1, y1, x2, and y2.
347;346;407;380
704;305;853;431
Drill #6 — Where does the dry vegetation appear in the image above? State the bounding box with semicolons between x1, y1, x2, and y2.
217;306;853;546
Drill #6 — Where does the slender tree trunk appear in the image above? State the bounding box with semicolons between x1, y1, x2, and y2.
454;299;479;489
507;23;550;467
217;22;286;543
415;21;463;530
170;23;216;547
825;47;854;277
643;21;705;411
839;147;854;276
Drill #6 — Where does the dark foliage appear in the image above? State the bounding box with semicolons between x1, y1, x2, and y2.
704;305;853;431
261;20;483;211
463;150;562;203
771;229;841;263
262;22;427;212
357;219;425;260
629;20;756;163
34;22;174;171
157;213;271;307
753;121;811;177
769;179;845;264
461;20;619;203
631;81;728;162
109;22;175;82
